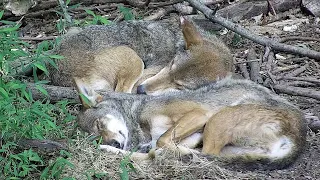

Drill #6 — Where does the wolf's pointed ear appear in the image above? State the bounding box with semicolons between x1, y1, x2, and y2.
180;16;186;25
73;77;103;109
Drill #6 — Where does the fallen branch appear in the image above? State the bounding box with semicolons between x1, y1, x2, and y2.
247;48;262;83
19;36;56;41
278;57;309;63
126;0;151;8
143;6;175;20
279;36;320;43
279;76;320;84
27;83;147;103
27;83;79;103
271;64;299;74
284;63;309;77
18;139;68;153
273;85;320;100
283;81;316;87
238;63;250;80
186;0;320;60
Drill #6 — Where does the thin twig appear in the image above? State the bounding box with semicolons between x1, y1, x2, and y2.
186;0;320;60
266;0;277;16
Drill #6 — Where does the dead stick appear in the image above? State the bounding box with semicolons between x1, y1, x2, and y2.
238;63;250;79
27;83;147;103
126;0;151;8
19;36;56;41
279;77;320;85
27;83;79;103
186;0;320;60
271;64;299;74
273;85;320;100
279;37;320;43
143;6;175;20
283;81;316;87
247;48;261;83
284;64;309;77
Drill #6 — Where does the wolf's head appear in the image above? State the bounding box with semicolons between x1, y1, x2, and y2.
136;16;232;96
74;78;130;150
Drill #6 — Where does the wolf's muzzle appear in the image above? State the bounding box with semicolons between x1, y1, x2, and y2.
107;139;123;149
137;85;146;94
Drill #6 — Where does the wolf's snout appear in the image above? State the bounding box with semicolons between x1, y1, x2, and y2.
137;85;146;94
107;139;123;149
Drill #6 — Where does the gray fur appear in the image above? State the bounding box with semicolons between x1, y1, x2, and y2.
49;17;228;88
78;78;305;150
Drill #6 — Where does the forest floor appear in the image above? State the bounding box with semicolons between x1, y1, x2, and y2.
4;0;320;179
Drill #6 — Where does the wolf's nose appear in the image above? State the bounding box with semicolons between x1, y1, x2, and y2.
137;85;146;94
108;139;122;149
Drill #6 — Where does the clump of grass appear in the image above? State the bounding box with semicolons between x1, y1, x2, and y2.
0;10;75;179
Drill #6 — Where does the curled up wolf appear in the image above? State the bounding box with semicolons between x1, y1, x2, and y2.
51;16;307;172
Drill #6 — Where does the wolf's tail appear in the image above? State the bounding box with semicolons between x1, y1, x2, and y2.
217;136;304;170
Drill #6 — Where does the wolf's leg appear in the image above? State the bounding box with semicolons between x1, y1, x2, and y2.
100;145;151;161
156;108;209;149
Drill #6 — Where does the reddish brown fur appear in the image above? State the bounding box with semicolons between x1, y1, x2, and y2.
139;17;233;94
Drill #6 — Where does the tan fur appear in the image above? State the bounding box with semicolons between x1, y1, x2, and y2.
138;17;234;95
132;65;163;93
56;45;144;93
202;104;304;158
76;72;306;169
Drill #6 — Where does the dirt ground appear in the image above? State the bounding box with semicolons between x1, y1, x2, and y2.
8;2;320;179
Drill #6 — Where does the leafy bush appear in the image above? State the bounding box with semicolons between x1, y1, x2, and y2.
0;10;75;179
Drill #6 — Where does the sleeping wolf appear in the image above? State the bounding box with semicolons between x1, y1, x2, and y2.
137;16;233;95
75;77;306;169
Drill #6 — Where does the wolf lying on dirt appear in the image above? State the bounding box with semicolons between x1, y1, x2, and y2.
75;77;306;169
137;16;234;95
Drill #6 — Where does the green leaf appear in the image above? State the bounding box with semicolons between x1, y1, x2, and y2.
85;9;96;17
47;59;59;70
66;0;71;5
68;3;82;10
34;62;48;74
0;24;21;32
49;54;64;59
79;93;91;107
118;5;134;21
0;10;4;19
97;16;110;25
35;85;49;96
46;120;57;129
0;20;18;25
0;87;9;99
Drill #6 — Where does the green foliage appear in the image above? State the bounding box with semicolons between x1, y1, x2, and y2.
119;152;137;180
84;169;108;180
82;9;110;25
1;145;43;178
40;150;74;179
231;33;243;47
118;5;135;20
0;10;75;179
